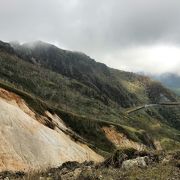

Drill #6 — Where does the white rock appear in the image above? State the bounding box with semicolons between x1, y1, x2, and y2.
121;156;148;170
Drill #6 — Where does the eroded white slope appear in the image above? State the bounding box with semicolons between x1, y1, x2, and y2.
0;88;103;172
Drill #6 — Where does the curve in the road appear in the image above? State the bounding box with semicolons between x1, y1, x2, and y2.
125;102;180;114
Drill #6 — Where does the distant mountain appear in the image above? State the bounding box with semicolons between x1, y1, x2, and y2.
151;73;180;96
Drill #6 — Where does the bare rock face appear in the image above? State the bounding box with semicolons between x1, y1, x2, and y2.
0;88;103;172
102;126;146;150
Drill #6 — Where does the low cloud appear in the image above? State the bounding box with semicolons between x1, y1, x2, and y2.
0;0;180;74
99;45;180;75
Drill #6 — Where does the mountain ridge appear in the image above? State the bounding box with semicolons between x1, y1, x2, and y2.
10;41;178;106
0;40;179;157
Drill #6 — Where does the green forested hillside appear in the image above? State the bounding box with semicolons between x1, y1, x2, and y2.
0;40;180;153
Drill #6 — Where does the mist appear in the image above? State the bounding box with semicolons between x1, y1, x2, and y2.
1;0;180;74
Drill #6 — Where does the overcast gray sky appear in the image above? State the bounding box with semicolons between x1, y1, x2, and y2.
1;0;180;74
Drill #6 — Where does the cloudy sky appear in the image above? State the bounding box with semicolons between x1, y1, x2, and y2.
1;0;180;74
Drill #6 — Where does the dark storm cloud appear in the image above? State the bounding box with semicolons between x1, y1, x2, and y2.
1;0;180;73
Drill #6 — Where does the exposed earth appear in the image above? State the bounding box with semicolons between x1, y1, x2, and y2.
0;88;103;172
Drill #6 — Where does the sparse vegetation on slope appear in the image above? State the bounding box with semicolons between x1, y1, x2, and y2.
0;40;180;156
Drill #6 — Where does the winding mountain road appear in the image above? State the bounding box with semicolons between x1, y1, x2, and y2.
125;102;180;114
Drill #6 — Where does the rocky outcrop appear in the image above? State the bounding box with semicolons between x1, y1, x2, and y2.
121;156;148;170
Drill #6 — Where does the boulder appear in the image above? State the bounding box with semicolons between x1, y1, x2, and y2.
121;156;149;170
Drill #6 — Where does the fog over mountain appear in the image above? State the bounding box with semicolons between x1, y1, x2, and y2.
1;0;180;74
150;73;180;95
